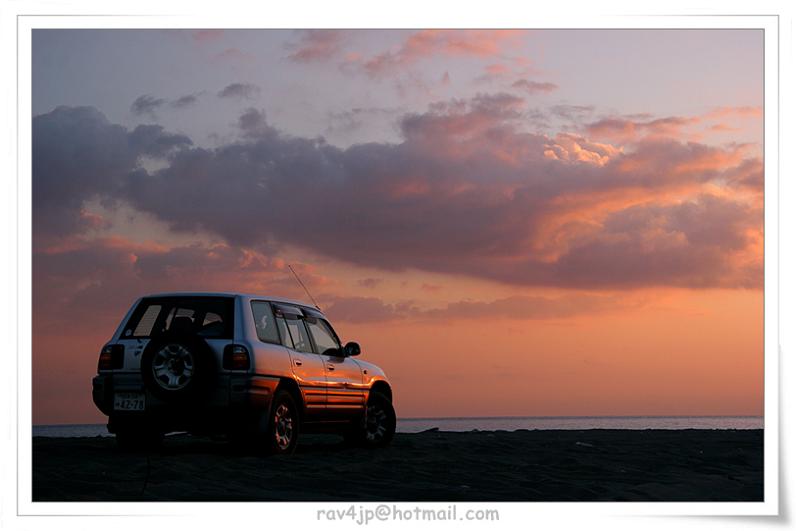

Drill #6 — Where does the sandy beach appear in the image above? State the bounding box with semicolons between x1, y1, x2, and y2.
32;429;763;502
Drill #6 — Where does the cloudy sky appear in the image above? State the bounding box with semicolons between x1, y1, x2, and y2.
32;29;763;424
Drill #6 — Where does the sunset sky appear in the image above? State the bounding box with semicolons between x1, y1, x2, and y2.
31;29;763;425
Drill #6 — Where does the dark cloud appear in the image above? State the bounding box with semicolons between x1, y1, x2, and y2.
237;108;275;137
32;107;193;242
170;94;199;109
550;104;595;121
326;106;402;135
132;93;199;115
217;83;260;100
511;79;558;94
33;106;136;239
357;278;384;289
32;101;763;289
33;238;292;333
130;94;165;116
322;296;415;323
128;125;193;158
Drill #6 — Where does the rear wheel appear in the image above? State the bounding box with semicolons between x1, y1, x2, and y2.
261;390;300;455
346;392;396;447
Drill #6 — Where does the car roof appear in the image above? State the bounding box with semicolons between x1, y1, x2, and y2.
142;291;322;313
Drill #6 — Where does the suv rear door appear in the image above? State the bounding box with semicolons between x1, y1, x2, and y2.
272;304;327;413
115;296;235;372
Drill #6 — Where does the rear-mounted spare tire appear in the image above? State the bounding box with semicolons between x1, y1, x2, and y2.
141;334;215;402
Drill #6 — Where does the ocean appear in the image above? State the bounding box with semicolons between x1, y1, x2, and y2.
32;416;763;438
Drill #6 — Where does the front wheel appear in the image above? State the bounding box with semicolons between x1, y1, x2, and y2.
347;392;396;447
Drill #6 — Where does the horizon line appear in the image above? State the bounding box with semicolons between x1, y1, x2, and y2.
33;414;764;427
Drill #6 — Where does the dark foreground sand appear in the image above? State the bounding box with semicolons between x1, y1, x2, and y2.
33;429;763;501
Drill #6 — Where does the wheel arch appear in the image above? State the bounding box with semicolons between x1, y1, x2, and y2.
276;377;304;411
369;380;393;403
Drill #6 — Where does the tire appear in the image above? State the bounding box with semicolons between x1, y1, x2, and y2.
140;334;215;403
346;392;396;448
259;390;300;455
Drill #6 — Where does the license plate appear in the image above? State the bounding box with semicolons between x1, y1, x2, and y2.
114;392;145;411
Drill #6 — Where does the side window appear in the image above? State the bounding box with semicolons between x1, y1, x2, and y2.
199;311;225;337
284;315;314;354
131;304;161;336
251;301;280;344
203;312;222;326
305;317;340;355
165;307;196;332
275;316;292;348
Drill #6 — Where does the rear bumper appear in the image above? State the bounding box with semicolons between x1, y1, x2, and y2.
92;372;279;433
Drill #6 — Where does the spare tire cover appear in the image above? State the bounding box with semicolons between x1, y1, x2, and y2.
140;334;216;402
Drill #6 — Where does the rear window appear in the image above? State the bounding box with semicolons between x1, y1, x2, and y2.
122;296;235;339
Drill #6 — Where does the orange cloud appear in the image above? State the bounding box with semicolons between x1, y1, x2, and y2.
543;133;623;166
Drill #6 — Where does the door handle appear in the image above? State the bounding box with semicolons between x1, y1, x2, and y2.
327;365;335;371
294;360;303;366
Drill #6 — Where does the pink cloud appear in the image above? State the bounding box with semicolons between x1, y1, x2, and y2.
585;106;762;144
485;63;511;75
287;30;345;63
586;116;700;143
362;29;524;77
704;106;762;120
191;29;224;43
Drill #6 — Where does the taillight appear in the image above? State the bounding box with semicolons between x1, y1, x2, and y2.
98;344;124;371
223;345;251;371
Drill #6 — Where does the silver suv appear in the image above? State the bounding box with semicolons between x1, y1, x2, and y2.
92;292;396;454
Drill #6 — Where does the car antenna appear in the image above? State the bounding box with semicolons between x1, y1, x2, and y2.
288;264;321;310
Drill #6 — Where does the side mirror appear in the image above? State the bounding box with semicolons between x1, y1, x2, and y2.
343;341;361;357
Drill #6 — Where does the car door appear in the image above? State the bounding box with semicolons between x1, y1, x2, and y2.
116;296;235;373
272;304;327;414
304;312;366;415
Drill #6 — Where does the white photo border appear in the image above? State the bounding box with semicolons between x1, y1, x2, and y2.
3;2;785;528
